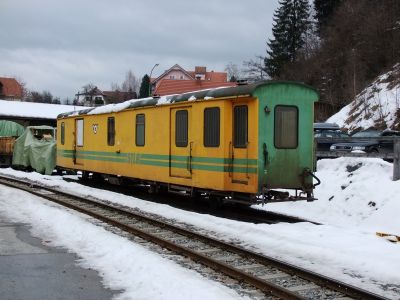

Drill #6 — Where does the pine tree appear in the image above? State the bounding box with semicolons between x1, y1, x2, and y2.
139;74;150;98
265;0;311;78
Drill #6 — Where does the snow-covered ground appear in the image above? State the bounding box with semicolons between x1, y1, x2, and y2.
0;157;399;299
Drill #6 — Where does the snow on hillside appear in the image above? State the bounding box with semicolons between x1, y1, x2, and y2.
328;63;400;131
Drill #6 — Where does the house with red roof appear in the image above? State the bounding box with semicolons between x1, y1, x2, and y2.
151;64;236;96
0;77;23;101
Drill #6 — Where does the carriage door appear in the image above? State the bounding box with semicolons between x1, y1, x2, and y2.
170;107;192;178
74;118;84;165
231;104;249;184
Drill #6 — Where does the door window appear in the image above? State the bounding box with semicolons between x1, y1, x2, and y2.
175;110;188;147
234;105;248;148
274;105;298;149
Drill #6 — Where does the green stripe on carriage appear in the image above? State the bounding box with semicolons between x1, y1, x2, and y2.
57;149;258;173
138;159;257;174
57;150;257;166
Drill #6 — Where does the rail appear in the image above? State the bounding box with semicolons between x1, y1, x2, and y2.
315;137;400;181
0;174;389;300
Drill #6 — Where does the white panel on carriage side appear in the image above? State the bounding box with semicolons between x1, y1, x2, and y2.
76;119;84;146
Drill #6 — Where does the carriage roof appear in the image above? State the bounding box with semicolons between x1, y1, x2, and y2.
58;81;317;118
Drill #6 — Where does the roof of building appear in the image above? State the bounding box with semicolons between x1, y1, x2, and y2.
0;100;88;120
152;64;194;83
0;77;23;99
103;90;137;103
154;79;236;96
187;71;227;82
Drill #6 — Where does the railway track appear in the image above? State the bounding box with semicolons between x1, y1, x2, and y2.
64;176;317;225
0;175;388;300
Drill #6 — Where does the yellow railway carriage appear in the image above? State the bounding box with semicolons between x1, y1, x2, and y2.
57;81;319;204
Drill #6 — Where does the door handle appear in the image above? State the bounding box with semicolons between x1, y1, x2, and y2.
263;143;268;168
188;142;193;173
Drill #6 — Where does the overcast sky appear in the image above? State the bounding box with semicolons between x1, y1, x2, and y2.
0;0;279;99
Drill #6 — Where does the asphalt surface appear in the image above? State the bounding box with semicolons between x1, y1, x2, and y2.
0;219;118;300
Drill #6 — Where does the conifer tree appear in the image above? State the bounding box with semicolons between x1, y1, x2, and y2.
265;0;311;78
139;74;150;98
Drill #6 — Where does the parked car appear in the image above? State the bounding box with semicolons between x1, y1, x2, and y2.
314;123;350;151
329;129;400;153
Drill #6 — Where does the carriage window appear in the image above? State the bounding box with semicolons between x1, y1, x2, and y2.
275;106;298;149
76;119;84;147
204;107;220;147
107;117;115;146
175;110;188;147
61;122;65;145
234;105;248;148
136;114;145;146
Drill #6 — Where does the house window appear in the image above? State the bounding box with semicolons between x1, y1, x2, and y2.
233;105;248;148
61;122;65;145
107;117;115;146
204;107;220;147
85;96;90;101
136;114;145;146
274;105;298;149
169;75;175;79
175;110;188;147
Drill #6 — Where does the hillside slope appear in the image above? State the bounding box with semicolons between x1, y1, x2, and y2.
327;64;400;131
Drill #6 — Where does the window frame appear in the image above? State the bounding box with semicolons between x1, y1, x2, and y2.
233;105;248;148
175;110;188;147
135;114;145;146
60;122;65;145
107;117;115;146
204;107;220;147
274;105;299;149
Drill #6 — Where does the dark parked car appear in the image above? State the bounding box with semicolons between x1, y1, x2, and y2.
314;123;350;151
330;129;400;153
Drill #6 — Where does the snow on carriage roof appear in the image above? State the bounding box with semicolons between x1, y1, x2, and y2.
0;99;88;120
58;81;318;118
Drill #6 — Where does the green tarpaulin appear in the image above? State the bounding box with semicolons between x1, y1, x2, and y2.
12;126;56;175
0;120;25;137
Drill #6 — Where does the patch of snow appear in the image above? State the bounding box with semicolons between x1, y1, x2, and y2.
0;100;88;119
0;185;245;300
188;96;196;101
328;63;400;131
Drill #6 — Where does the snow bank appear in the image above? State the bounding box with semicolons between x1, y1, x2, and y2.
0;185;244;300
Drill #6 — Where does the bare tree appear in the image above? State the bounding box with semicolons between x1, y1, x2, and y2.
121;70;140;93
242;56;269;81
224;62;241;82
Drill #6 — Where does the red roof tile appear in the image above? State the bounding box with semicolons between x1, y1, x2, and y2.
154;79;236;96
0;77;23;99
187;71;227;82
